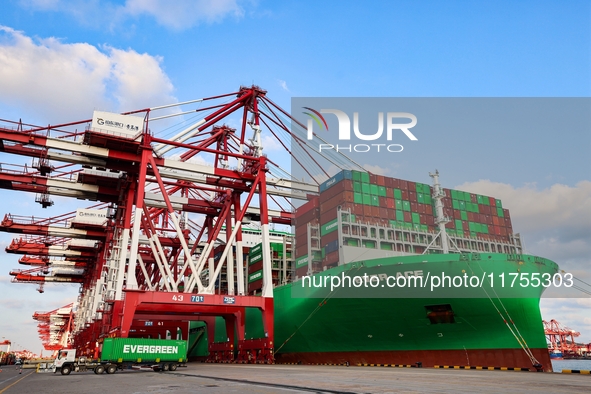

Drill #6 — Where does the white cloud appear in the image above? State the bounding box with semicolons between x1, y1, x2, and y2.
261;134;284;152
453;180;591;237
362;164;391;176
124;0;244;30
0;26;176;124
277;79;290;92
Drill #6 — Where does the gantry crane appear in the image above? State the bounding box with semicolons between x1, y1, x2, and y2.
0;86;338;363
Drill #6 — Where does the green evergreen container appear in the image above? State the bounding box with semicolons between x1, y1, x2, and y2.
100;338;187;363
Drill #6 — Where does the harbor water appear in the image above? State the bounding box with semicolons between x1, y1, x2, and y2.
551;359;591;372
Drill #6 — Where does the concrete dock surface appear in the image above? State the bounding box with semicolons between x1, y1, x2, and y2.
1;363;589;393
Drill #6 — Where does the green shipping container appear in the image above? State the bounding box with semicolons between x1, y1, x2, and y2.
417;193;424;204
497;207;504;217
352;171;361;181
412;212;420;224
477;195;483;204
354;192;363;204
396;210;404;221
362;183;370;194
455;219;463;231
394;189;402;199
370;184;379;195
363;194;371;205
321;219;338;236
100;338;187;363
249;243;263;265
371;195;380;206
248;270;263;283
402;201;411;211
461;211;468;221
424;194;432;205
295;255;309;268
481;224;489;234
452;199;459;209
353;182;361;193
361;172;370;183
378;186;387;197
495;199;502;208
459;201;466;211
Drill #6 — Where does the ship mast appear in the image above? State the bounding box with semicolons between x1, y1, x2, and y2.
430;170;450;254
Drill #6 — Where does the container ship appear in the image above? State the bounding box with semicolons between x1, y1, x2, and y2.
191;169;557;371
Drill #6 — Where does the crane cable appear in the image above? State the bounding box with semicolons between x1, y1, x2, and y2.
471;260;541;367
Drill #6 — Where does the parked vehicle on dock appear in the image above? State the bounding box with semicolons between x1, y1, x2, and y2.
54;338;187;375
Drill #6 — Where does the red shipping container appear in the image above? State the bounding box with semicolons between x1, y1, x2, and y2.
387;210;396;220
499;218;506;227
377;175;386;186
409;191;417;202
401;190;409;200
494;226;501;235
379;196;388;206
468;212;475;221
249;278;263;293
296;266;308;278
426;216;435;226
386;188;394;198
296;197;319;216
504;209;511;219
500;227;507;236
370;174;378;184
320;210;338;225
410;202;418;212
489;197;496;206
453;210;461;219
371;206;380;217
249;261;263;273
363;205;372;217
400;180;408;189
404;211;412;222
322;230;339;244
407;181;416;190
379;207;389;218
447;219;455;228
426;205;433;215
392;178;400;188
481;205;491;215
385;177;394;188
418;204;426;214
444;208;453;218
419;214;427;224
486;215;493;225
493;216;500;226
470;193;477;203
386;198;395;209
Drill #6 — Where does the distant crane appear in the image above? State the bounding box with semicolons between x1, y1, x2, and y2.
543;319;581;356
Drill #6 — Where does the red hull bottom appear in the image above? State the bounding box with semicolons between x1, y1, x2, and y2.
276;348;553;372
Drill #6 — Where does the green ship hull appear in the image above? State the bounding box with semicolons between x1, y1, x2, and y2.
190;253;558;371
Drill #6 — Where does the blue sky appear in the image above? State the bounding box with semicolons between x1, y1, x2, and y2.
0;0;590;353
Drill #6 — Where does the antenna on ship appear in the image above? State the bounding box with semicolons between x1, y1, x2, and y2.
429;170;451;254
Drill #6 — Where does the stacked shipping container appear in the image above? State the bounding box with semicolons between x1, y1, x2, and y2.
294;170;515;274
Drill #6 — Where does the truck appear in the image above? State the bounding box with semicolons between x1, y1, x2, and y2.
54;338;188;375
